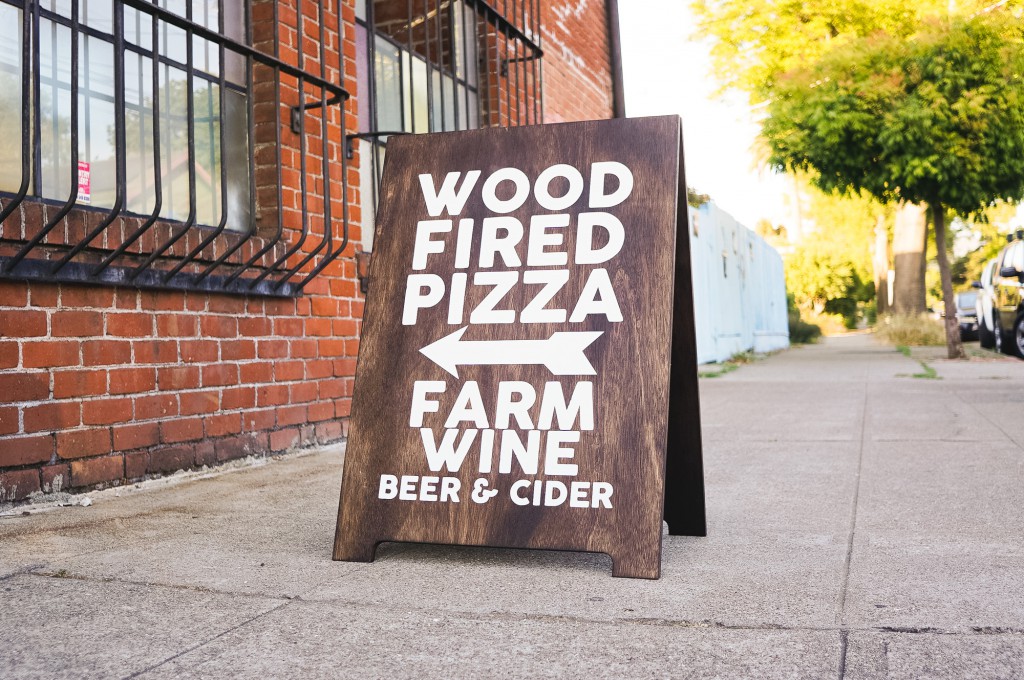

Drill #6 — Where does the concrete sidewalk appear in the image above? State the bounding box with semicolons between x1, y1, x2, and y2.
2;334;1024;679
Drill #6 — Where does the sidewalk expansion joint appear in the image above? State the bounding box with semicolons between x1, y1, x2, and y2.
951;388;1022;448
120;600;293;680
837;382;869;680
25;569;300;603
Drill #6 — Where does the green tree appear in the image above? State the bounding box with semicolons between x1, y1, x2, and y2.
692;0;1023;316
763;14;1024;358
785;246;872;328
692;0;1021;104
694;0;911;104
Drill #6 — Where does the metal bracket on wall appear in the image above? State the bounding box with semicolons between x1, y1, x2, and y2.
500;54;539;77
290;94;346;135
344;131;410;160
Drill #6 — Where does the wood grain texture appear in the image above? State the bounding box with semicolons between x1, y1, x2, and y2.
333;116;705;579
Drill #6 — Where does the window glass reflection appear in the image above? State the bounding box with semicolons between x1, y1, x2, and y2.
0;3;22;193
0;0;250;231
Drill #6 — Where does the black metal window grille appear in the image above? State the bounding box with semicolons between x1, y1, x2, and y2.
352;0;542;250
0;0;351;296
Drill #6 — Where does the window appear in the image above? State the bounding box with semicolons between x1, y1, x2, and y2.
353;0;542;250
0;0;249;230
0;1;351;296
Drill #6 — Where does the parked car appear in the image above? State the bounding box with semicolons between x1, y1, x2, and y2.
955;290;979;341
992;231;1024;357
973;258;998;349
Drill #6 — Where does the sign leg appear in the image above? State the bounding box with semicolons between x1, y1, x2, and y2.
610;549;661;580
332;538;378;563
664;133;708;538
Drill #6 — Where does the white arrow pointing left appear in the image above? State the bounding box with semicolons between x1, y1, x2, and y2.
419;326;603;378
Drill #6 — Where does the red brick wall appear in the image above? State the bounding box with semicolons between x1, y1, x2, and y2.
0;0;363;503
0;269;362;501
0;0;616;504
541;0;615;123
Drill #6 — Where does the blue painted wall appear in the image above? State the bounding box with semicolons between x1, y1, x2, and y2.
688;202;789;364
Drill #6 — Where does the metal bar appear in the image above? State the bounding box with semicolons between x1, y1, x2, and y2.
513;1;521;126
502;23;510;126
479;8;489;126
276;85;330;287
249;0;312;288
446;0;542;56
519;0;527;125
7;0;81;271
405;0;415;133
530;0;539;123
2;254;297;297
435;0;446;131
606;0;625;118
52;2;129;275
129;0;201;280
366;0;384;224
93;7;165;276
30;0;41;220
345;130;408;159
459;0;470;128
0;3;34;228
247;73;308;287
163;0;232;281
423;0;434;131
196;0;258;283
224;0;286;286
296;104;348;291
119;0;350;100
275;0;336;287
290;93;344;133
492;8;500;125
448;0;459;130
536;0;543;122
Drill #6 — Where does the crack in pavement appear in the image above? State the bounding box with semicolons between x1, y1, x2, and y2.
23;569;301;603
837;380;870;680
122;600;294;680
950;388;1022;449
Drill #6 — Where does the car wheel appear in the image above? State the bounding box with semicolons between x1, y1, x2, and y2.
979;318;995;349
1013;316;1024;359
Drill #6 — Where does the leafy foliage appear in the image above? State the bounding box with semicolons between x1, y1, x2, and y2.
762;12;1024;356
763;15;1024;216
786;293;823;343
686;187;711;208
692;0;1023;104
876;314;945;346
785;245;874;328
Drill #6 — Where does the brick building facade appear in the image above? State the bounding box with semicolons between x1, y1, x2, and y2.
0;0;618;503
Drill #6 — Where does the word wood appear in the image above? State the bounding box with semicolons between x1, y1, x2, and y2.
333;116;705;579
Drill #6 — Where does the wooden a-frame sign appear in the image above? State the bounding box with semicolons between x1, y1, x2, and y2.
333;116;705;579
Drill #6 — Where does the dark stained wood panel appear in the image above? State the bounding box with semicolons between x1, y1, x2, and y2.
333;116;705;579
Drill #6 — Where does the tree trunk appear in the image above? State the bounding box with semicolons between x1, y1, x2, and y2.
891;202;928;315
932;203;965;360
872;213;891;316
